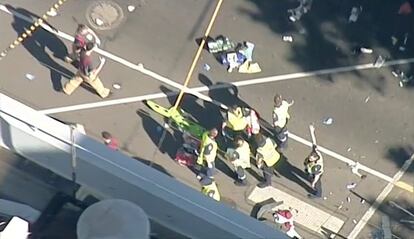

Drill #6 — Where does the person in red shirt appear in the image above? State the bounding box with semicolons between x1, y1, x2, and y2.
101;131;119;150
65;24;101;64
62;42;111;98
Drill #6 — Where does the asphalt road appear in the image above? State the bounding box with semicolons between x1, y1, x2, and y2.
0;0;413;238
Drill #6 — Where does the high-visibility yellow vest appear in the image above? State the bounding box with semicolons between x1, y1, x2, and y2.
306;159;324;175
273;101;290;128
257;138;280;167
233;140;251;169
197;132;218;165
227;107;248;131
201;182;220;201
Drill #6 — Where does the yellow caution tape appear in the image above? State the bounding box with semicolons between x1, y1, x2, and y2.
0;0;68;60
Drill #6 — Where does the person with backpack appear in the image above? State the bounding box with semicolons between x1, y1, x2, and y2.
65;24;101;64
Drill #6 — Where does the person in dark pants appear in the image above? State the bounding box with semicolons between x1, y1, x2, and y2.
254;134;280;188
62;42;111;98
304;144;324;198
226;136;251;186
272;94;294;149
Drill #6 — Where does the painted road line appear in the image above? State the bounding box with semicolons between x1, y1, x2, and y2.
37;54;414;114
347;154;414;239
39;92;169;114
0;4;227;110
289;133;414;193
4;3;412;192
3;3;414;111
231;58;414;88
4;2;414;113
248;186;345;236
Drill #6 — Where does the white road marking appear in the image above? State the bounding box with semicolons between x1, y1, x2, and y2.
0;4;227;109
347;154;414;239
39;92;168;114
248;186;345;235
3;3;414;114
2;4;412;193
289;133;414;193
37;55;414;116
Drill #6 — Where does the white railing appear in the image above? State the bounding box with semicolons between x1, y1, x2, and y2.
0;94;285;239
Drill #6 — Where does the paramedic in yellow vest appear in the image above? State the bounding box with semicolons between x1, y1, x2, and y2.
272;94;294;149
254;134;280;188
196;128;218;178
222;105;248;140
304;144;324;198
199;174;220;201
226;136;251;186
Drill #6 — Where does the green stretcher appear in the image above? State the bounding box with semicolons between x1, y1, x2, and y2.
145;100;206;139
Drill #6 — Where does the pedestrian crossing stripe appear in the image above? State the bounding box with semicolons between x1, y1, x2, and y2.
248;186;345;237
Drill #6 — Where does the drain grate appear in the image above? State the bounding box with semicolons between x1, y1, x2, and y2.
86;0;124;30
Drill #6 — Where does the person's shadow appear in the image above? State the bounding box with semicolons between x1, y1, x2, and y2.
159;85;223;130
136;109;180;159
6;5;74;91
274;154;314;194
132;156;173;177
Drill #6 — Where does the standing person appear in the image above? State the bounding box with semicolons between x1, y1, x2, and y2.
273;209;302;239
304;144;324;198
226;135;251;186
65;24;101;64
254;134;280;188
244;108;261;137
62;42;111;98
101;131;119;150
198;174;220;201
196;128;218;178
272;94;294;149
222;105;248;140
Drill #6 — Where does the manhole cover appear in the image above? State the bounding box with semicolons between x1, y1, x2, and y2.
86;0;124;30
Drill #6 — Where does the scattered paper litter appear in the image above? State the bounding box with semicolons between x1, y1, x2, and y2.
112;83;121;89
95;18;104;26
25;73;35;81
128;5;136;12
